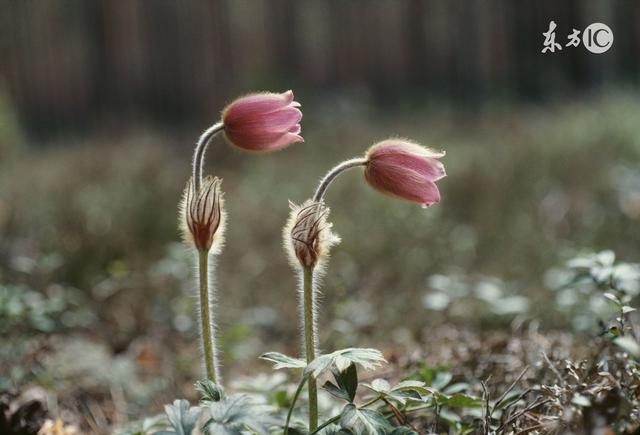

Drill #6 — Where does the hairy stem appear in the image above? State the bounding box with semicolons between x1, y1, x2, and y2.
313;157;368;202
193;122;225;191
198;250;219;383
303;265;318;431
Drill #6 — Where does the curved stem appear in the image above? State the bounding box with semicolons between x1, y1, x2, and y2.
308;414;341;435
193;122;225;191
303;265;318;431
360;395;382;408
312;158;368;202
198;250;219;383
283;374;309;435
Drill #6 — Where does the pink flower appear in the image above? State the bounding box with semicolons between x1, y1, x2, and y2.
222;90;303;151
364;139;446;207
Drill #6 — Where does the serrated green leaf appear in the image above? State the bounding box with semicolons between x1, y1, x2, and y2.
259;352;307;370
203;394;274;435
339;404;391;435
305;348;386;378
363;379;434;405
370;379;391;392
164;399;200;435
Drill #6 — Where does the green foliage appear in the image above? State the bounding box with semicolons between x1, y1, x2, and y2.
548;250;640;332
323;364;359;403
202;395;274;435
259;352;307;370
0;284;93;334
363;379;429;405
163;400;200;435
339;404;391;435
305;348;386;378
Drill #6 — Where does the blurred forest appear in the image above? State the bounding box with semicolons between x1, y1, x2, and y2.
2;0;640;135
2;1;640;433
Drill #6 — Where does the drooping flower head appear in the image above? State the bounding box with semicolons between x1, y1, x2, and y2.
284;200;340;269
364;139;446;208
179;176;226;253
221;90;303;151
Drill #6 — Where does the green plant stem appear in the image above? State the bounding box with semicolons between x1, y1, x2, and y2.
308;414;341;435
284;374;309;435
198;249;218;383
360;396;382;408
303;265;318;431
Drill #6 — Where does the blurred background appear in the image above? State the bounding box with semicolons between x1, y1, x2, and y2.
2;0;640;431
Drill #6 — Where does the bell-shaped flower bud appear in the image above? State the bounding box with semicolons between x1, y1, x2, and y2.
179;176;226;253
364;139;446;208
222;90;303;151
284;200;340;269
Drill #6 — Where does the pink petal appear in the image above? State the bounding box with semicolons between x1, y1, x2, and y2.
223;91;295;125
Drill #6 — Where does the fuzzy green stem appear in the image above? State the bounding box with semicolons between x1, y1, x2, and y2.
198;250;218;383
312;157;368;202
303;265;318;431
193;122;224;192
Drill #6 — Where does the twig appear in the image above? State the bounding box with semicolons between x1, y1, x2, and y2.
491;366;529;419
481;378;491;434
497;397;552;432
541;351;565;386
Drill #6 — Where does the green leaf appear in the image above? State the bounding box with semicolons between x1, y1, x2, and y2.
443;383;470;395
203;394;274;435
335;364;359;403
339;404;391;435
260;352;306;370
438;393;484;408
324;380;353;402
614;336;640;358
164;399;200;435
305;348;386;378
323;364;359;403
622;306;636;314
363;379;434;405
603;292;621;306
195;379;225;403
431;372;453;390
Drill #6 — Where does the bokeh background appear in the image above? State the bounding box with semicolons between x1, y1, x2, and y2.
2;0;640;431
